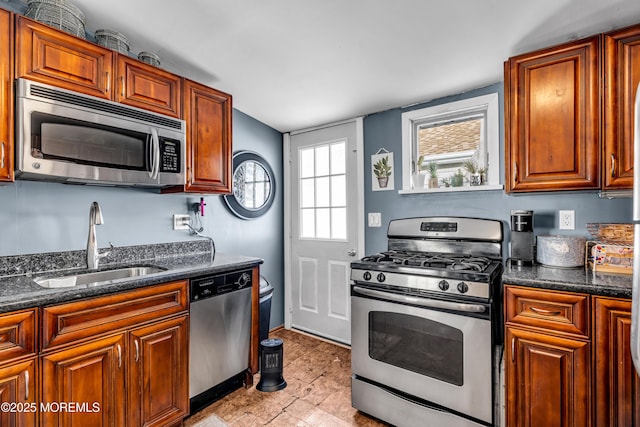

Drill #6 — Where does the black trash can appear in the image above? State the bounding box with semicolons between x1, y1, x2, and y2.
259;276;274;344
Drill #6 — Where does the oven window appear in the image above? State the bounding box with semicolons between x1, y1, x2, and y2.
369;311;463;386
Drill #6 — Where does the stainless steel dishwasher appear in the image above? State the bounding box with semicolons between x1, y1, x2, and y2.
189;269;253;414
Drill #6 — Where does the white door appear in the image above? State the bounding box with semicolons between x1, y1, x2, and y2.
284;119;363;345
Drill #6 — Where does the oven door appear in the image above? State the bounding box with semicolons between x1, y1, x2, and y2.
351;286;493;424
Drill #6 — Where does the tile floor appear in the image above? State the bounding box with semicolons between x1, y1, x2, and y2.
183;328;389;426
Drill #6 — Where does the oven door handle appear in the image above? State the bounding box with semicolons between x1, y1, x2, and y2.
352;286;487;313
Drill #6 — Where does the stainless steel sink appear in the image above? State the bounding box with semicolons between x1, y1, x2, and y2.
34;266;168;288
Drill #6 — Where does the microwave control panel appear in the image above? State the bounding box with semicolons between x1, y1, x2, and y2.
160;138;181;173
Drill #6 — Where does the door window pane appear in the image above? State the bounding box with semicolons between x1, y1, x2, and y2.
298;140;348;240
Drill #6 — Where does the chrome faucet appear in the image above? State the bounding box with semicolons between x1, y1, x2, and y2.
87;201;113;269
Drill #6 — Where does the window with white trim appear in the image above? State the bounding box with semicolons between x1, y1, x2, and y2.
401;92;501;192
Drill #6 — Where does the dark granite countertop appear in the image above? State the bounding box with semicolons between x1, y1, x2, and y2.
0;241;263;314
503;260;632;299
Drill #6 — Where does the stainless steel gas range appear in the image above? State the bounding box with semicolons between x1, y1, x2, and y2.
350;216;504;427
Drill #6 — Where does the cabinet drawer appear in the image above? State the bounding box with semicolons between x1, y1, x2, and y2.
42;280;188;351
505;285;590;338
0;309;37;364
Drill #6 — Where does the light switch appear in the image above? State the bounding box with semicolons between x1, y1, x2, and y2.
368;213;382;227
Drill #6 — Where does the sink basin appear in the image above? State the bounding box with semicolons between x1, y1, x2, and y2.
34;266;168;288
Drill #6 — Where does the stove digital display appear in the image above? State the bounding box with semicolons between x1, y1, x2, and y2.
420;222;457;232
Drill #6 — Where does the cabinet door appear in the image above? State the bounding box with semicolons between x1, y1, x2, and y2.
505;36;600;192
0;9;12;182
0;359;37;427
116;55;181;118
505;327;591;427
128;315;188;427
15;16;113;99
603;24;640;190
593;297;640;426
179;79;232;193
40;334;126;427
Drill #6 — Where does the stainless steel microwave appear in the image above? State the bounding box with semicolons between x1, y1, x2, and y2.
15;78;186;187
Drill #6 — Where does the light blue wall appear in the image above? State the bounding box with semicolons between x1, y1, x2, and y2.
363;83;633;257
0;109;286;328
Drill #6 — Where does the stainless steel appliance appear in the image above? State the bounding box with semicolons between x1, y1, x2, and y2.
189;269;253;414
351;217;504;427
15;78;186;187
510;210;534;266
631;82;640;375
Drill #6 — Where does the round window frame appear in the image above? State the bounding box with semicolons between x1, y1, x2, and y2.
223;151;276;220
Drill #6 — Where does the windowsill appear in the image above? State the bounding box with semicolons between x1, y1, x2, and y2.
398;184;504;195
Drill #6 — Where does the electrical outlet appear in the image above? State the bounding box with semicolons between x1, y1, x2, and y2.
559;210;575;230
173;214;190;230
368;213;382;227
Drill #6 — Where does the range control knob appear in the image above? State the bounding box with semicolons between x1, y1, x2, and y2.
438;280;450;291
457;282;469;294
363;272;372;281
377;273;386;283
236;272;251;288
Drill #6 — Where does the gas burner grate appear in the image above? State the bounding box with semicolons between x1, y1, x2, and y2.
362;251;492;272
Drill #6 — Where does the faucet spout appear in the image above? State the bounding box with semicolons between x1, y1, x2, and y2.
87;202;109;269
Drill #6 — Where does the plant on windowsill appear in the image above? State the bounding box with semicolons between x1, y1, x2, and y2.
451;169;464;187
412;155;425;189
374;155;392;188
463;159;482;186
427;161;438;189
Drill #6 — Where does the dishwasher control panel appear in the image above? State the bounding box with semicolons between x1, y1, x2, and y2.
190;269;253;301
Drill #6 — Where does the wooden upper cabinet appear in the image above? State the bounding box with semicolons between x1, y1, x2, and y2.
16;16;182;119
0;8;13;183
505;36;601;192
603;24;640;190
167;78;232;194
16;16;113;99
593;297;640;427
116;55;181;118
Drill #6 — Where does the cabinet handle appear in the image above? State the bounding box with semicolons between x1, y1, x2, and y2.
513;162;518;184
106;72;110;93
529;306;561;316
511;338;515;363
134;339;139;362
1;142;4;169
117;344;122;368
121;76;125;98
611;153;616;178
24;370;29;401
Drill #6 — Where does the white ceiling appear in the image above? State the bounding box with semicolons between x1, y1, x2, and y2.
69;0;640;133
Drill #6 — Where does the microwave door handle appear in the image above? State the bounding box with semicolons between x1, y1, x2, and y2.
149;128;160;179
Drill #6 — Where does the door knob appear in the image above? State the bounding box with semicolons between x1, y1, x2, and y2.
347;249;357;257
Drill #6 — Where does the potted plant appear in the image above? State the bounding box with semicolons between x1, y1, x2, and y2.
427;161;438;189
478;166;487;185
373;155;392;188
451;169;464;187
412;155;425;189
463;159;481;186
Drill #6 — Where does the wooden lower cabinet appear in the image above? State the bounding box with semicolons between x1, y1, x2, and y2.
0;358;37;427
505;326;591;427
40;333;126;427
41;315;189;427
593;296;640;427
128;315;188;427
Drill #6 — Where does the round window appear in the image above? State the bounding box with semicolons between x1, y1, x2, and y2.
223;151;276;219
